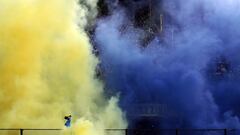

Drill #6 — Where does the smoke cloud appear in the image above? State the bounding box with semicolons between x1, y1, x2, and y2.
95;0;240;129
0;0;126;134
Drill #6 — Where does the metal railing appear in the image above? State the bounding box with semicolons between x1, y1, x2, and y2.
105;129;240;135
0;129;61;135
0;128;239;135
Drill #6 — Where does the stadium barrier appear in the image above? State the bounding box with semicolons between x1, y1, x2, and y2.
0;128;239;135
105;129;239;135
0;129;61;135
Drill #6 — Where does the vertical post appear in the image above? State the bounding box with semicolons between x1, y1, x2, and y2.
224;129;227;135
160;14;163;32
171;27;174;46
176;129;179;135
20;129;23;135
125;129;128;135
149;0;152;18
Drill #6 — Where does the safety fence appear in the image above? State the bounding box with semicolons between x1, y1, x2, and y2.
0;128;239;135
0;129;61;135
105;129;240;135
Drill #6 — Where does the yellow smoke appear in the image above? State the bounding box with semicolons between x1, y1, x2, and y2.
0;0;126;134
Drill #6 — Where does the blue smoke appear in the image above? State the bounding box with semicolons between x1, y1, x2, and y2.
94;0;240;129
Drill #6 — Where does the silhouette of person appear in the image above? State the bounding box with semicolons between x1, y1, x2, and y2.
64;115;72;127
